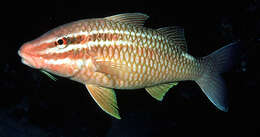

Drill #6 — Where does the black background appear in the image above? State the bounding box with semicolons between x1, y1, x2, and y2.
0;1;259;137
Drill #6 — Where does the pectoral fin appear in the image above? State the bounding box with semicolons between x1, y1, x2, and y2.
85;84;121;119
145;82;178;101
95;59;131;80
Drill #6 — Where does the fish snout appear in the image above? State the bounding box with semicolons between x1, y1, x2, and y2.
18;42;40;68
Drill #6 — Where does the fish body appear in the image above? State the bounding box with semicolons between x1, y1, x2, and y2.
18;13;238;119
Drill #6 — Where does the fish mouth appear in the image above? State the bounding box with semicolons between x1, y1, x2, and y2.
21;58;35;68
18;49;39;69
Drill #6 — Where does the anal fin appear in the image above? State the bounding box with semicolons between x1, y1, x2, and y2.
85;84;121;119
145;82;178;101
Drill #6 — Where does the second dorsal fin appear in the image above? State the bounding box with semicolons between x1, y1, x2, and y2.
105;13;149;26
157;26;188;52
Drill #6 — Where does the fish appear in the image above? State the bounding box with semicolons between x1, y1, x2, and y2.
18;13;239;119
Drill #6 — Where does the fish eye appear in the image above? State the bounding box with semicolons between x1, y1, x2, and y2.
57;39;64;45
56;37;68;49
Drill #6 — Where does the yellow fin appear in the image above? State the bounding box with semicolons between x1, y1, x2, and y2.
105;13;149;26
85;84;121;119
145;82;178;101
157;26;187;52
95;60;131;80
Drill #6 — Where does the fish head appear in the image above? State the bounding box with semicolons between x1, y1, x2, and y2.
18;22;87;79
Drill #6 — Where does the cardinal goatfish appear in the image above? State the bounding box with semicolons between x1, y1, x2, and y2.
18;13;238;119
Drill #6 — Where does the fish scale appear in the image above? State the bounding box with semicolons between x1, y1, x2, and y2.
70;22;175;88
84;22;196;89
18;13;238;119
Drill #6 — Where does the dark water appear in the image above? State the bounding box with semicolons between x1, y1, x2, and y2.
1;1;259;137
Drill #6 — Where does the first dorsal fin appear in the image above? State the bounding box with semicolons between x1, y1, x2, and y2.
157;26;188;52
105;13;149;26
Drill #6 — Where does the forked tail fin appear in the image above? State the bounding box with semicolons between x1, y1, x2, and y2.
195;42;240;111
